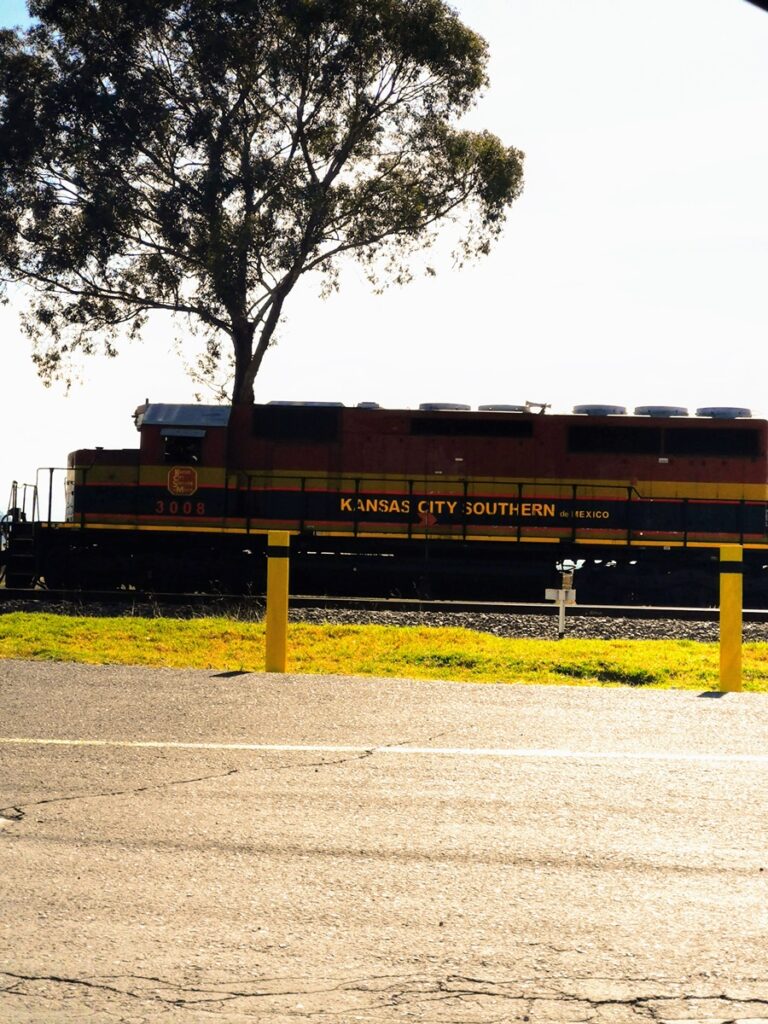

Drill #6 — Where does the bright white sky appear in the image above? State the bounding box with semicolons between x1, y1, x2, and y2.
1;0;767;514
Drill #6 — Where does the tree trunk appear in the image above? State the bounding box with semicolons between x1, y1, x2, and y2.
231;320;256;405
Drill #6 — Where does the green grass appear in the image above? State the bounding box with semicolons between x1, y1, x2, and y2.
1;611;768;691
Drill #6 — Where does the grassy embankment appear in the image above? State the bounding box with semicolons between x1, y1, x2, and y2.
1;611;768;690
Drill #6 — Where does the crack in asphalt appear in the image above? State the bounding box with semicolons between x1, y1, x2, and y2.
0;970;316;1009
1;972;150;1003
274;731;451;772
0;766;243;825
0;731;449;826
8;970;768;1019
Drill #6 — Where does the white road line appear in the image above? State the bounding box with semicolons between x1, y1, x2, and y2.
1;737;768;763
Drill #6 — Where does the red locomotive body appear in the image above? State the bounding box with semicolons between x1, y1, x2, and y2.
6;401;768;601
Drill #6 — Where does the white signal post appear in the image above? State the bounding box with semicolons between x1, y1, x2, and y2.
546;571;576;639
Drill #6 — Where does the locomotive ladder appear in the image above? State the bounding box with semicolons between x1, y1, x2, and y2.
1;482;39;588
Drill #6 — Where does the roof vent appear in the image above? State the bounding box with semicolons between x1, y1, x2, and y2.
356;402;381;409
418;403;471;412
477;404;529;413
634;405;689;418
572;404;627;416
695;406;752;419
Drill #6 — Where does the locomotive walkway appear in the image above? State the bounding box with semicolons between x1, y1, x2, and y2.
1;660;768;1022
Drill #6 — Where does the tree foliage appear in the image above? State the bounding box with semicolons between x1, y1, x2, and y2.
0;0;524;403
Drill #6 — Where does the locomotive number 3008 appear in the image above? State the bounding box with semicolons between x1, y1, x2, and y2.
155;500;207;515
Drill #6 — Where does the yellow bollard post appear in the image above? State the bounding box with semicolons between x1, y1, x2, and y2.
719;545;743;693
265;531;290;673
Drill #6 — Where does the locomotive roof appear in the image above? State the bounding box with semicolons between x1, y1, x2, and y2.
133;402;760;427
136;404;232;428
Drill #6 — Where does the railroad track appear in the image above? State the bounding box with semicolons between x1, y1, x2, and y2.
2;586;768;622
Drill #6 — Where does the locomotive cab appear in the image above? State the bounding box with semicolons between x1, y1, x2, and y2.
134;403;230;469
65;404;231;527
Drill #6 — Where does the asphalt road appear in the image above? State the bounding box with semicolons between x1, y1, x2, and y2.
2;660;768;1023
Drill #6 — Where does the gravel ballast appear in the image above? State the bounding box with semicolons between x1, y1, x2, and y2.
288;607;768;643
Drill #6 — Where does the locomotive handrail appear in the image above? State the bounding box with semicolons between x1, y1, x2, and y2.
230;472;768;555
33;467;68;525
5;480;39;523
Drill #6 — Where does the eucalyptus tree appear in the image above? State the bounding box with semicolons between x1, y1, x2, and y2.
0;0;523;402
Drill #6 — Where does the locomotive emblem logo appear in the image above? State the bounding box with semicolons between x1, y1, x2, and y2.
167;466;198;496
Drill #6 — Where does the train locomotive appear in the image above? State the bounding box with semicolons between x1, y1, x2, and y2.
3;399;768;604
